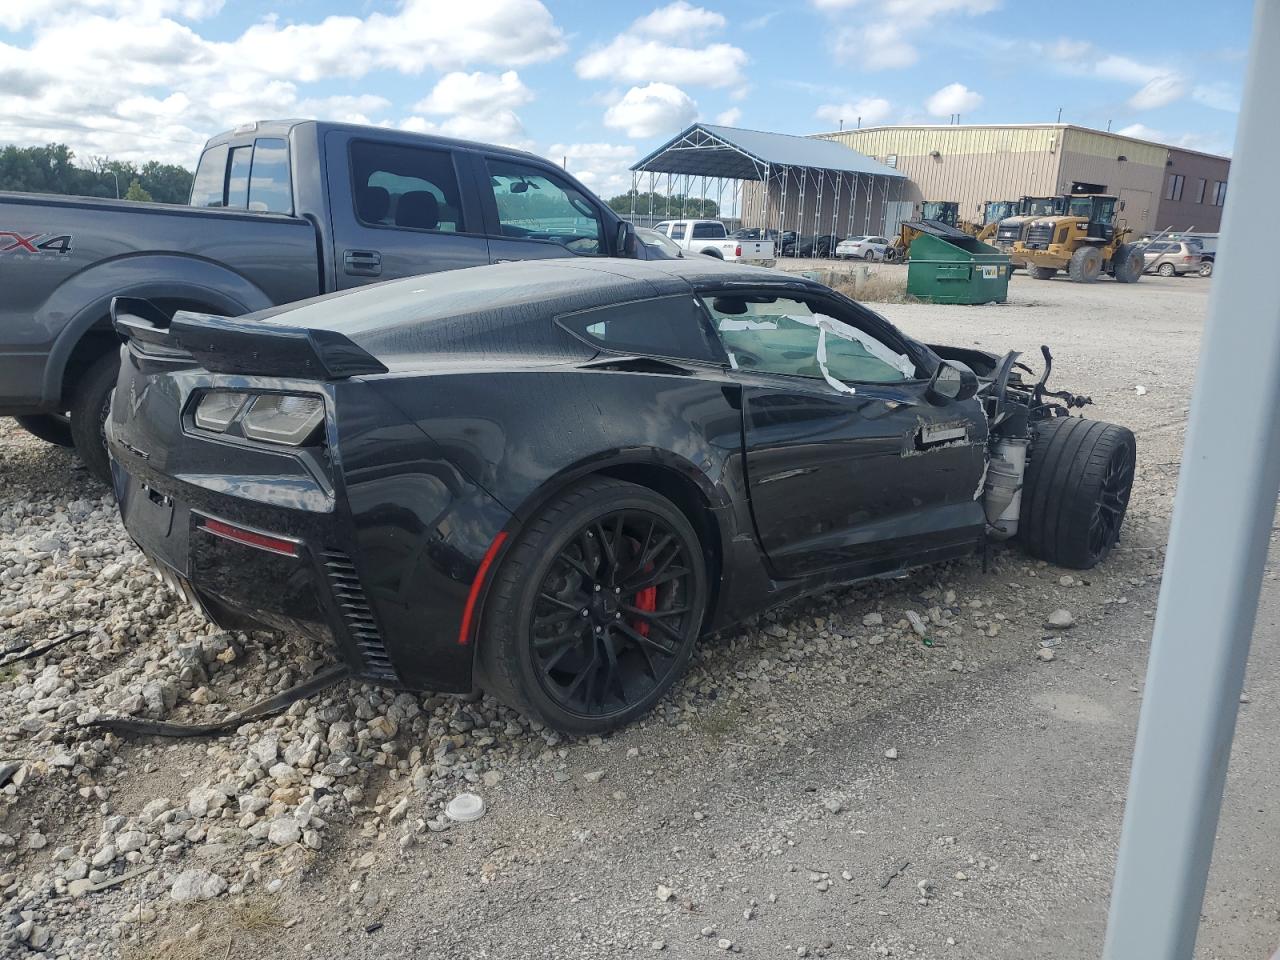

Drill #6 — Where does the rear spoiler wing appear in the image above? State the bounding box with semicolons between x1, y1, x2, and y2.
110;297;387;379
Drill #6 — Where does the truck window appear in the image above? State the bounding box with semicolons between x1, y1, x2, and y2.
485;158;604;255
670;223;686;240
248;138;292;214
349;141;465;232
226;146;252;209
190;143;229;207
691;222;726;239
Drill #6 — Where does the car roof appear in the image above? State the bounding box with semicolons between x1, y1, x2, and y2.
249;258;821;365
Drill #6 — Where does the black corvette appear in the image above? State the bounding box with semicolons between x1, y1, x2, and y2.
106;259;1135;733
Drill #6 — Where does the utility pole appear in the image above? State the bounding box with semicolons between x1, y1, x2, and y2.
1056;106;1063;123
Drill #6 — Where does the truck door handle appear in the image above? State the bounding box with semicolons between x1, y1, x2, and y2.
343;249;382;277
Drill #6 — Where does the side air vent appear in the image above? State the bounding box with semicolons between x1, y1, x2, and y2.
322;551;396;680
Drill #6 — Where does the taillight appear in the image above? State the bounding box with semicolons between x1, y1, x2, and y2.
1183;255;1193;262
735;245;742;257
192;390;324;446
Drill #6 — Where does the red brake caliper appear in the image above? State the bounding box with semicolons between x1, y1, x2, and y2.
632;566;657;637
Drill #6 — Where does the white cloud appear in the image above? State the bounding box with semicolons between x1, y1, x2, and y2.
925;82;982;117
824;0;996;69
814;97;892;128
548;142;638;197
1192;82;1239;113
1127;74;1187;110
577;37;747;88
715;107;743;126
604;83;698;139
1116;123;1164;141
632;2;725;40
413;71;532;115
0;0;565;165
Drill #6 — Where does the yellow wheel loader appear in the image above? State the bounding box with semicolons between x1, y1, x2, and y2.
885;201;962;261
1014;194;1144;283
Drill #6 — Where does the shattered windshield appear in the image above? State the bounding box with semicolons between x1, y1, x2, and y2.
701;295;917;390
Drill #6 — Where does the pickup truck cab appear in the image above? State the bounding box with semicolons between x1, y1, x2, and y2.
652;219;775;266
0;119;638;482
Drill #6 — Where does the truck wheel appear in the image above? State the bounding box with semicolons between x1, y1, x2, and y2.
1029;266;1057;280
702;249;724;259
69;352;120;486
478;477;708;734
1068;246;1103;283
1111;244;1144;283
1020;417;1136;570
1157;262;1176;277
14;414;74;447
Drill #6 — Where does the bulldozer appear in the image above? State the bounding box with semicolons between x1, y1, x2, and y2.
1013;194;1144;283
994;196;1068;268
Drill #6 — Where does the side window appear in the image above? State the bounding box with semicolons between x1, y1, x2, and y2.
190;143;229;207
558;296;722;364
670;223;687;240
486;159;604;255
349;140;466;232
248;138;291;214
226;146;252;209
701;294;917;386
691;222;725;239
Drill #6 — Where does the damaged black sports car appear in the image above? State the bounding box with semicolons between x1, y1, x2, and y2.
106;259;1135;733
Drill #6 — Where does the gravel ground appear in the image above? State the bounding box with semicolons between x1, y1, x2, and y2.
2;270;1274;959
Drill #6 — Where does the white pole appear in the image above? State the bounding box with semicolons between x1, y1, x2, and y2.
1103;3;1278;957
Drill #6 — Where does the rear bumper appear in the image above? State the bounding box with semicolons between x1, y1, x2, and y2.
110;455;399;684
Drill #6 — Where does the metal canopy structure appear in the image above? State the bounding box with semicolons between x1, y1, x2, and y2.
628;124;909;255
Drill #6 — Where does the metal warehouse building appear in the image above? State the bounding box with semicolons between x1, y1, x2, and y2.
812;124;1231;236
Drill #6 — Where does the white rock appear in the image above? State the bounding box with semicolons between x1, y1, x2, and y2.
116;830;146;854
1037;647;1056;662
1045;609;1075;629
267;818;302;847
656;884;674;902
170;869;228;902
884;747;899;760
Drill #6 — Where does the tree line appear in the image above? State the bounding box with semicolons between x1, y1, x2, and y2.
607;190;720;218
0;143;194;204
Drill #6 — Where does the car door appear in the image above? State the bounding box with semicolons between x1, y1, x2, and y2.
325;133;490;289
701;291;987;580
474;155;609;263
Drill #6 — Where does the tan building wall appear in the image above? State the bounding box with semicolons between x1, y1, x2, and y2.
810;124;1229;236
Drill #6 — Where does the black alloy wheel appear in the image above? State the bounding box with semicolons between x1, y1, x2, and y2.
1088;446;1134;561
479;477;707;734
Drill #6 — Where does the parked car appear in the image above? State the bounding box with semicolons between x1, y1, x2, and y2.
652;219;776;265
835;236;891;261
783;234;842;258
0;119;639;482
108;257;1133;734
1141;239;1203;277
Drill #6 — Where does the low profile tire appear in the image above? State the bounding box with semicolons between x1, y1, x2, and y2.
1068;245;1103;283
1112;243;1144;283
68;351;120;486
1157;262;1176;278
1029;265;1057;280
14;414;74;447
1020;417;1136;570
478;477;708;735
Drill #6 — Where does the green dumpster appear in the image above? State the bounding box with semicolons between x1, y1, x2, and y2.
906;232;1011;304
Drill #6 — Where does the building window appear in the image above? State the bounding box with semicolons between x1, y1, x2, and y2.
1165;174;1185;202
1213;180;1228;206
1194;178;1207;204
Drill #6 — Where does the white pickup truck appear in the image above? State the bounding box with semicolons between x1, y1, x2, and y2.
652;219;776;266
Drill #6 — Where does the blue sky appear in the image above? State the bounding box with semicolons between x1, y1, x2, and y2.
0;0;1249;198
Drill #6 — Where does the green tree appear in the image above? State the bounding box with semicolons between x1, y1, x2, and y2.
0;143;192;203
123;178;153;202
607;190;719;219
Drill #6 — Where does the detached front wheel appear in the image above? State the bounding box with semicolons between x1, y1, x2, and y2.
1020;417;1136;569
479;477;707;734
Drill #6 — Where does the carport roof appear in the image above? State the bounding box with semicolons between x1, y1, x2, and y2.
631;123;907;181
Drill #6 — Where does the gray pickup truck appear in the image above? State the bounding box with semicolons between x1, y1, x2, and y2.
0;119;638;482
